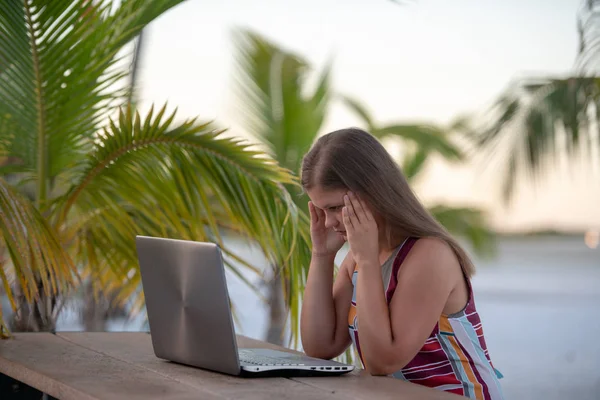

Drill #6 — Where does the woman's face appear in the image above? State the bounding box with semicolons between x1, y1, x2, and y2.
306;186;386;245
306;186;348;238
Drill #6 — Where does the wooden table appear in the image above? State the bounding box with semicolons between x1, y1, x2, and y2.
0;332;462;399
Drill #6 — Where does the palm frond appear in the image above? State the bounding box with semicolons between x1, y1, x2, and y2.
576;0;600;74
0;0;187;206
339;95;463;163
0;176;77;336
232;28;332;345
339;94;376;131
54;104;313;341
429;205;496;258
402;148;428;181
232;28;331;177
375;124;463;162
474;77;600;202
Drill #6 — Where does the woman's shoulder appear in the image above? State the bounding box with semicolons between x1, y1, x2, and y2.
406;236;456;257
399;236;462;278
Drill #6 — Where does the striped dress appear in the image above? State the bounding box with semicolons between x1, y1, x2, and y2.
347;237;504;399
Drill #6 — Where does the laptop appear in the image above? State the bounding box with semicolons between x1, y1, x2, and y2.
135;235;355;377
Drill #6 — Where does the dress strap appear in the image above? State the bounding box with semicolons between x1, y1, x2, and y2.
385;237;418;304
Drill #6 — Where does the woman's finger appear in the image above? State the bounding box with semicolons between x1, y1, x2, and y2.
348;192;367;222
315;205;325;222
308;201;318;224
342;205;353;231
344;194;360;224
356;194;374;221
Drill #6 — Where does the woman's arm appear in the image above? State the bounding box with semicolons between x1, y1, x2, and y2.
300;250;354;359
356;238;460;375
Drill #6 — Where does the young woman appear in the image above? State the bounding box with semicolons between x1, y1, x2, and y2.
299;128;504;399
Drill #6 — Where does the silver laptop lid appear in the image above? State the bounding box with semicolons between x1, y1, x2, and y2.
136;236;241;375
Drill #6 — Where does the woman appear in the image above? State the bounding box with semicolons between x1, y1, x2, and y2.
299;128;504;399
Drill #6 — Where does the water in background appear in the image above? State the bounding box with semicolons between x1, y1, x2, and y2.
25;236;600;399
469;236;600;400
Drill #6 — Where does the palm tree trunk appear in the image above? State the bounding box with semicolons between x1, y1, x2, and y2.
11;284;56;332
265;264;287;346
81;282;109;331
81;283;128;332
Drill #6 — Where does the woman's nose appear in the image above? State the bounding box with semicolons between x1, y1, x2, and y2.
324;212;337;229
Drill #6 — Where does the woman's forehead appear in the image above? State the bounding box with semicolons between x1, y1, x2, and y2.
307;187;347;209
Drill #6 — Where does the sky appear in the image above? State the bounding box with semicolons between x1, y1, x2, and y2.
135;0;598;232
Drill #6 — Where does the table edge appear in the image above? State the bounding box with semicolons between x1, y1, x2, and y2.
0;336;98;400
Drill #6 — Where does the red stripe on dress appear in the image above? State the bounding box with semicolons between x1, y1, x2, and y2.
420;340;444;353
353;330;365;367
448;388;466;396
385;237;417;304
403;362;454;377
409;371;463;389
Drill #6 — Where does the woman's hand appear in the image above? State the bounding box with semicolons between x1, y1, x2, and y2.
308;201;346;258
342;192;379;267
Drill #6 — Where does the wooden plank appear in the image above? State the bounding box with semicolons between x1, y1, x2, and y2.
0;333;221;400
58;332;345;400
236;335;464;400
59;332;462;400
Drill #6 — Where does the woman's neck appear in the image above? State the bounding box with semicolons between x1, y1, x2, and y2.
378;227;406;252
377;235;407;264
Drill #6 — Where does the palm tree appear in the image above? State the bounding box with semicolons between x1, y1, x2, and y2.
471;76;600;202
341;96;496;256
232;28;331;346
0;0;313;338
473;0;600;202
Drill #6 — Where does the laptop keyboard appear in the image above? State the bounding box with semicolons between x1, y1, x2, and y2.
238;350;305;366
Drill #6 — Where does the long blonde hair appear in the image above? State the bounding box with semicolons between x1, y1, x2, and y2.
301;127;475;277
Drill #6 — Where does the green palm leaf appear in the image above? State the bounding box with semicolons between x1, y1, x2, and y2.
473;2;600;202
0;176;77;337
52;104;312;342
576;0;600;74
375;124;463;161
0;0;187;206
339;95;376;131
1;1;315;337
402;148;428;180
340;95;463;162
232;29;331;345
232;28;331;180
428;205;496;258
474;77;600;202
